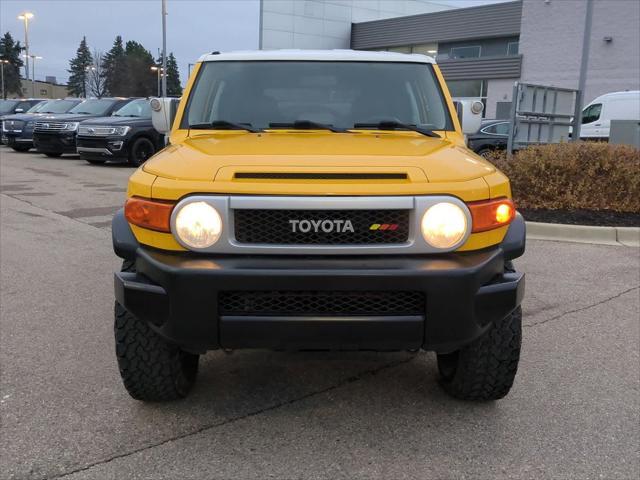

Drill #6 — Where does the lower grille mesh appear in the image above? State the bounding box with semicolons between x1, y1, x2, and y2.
219;291;425;317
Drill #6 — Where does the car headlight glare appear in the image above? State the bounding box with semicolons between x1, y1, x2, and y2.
174;202;222;249
421;202;467;249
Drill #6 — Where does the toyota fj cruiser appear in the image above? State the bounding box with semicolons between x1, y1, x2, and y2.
112;50;525;402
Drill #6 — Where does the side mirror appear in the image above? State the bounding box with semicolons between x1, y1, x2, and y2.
150;97;181;134
453;99;484;134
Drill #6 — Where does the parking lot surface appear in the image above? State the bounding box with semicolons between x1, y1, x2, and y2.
1;148;639;480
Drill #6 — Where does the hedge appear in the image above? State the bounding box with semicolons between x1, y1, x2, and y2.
485;143;640;213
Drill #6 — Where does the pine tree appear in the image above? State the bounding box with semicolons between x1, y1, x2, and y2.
67;37;93;97
165;53;182;96
156;52;182;97
0;32;25;99
123;41;155;97
101;36;126;96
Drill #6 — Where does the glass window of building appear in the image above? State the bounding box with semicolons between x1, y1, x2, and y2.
507;41;519;55
447;80;488;117
450;45;481;59
387;46;412;53
411;44;438;56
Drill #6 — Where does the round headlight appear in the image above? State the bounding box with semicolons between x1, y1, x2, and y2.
421;202;468;249
174;202;222;249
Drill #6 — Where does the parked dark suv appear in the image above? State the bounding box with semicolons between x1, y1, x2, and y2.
0;99;46;144
33;98;132;157
2;99;82;151
77;98;163;166
467;119;510;157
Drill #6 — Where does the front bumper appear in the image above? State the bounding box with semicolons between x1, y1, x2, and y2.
77;136;127;159
3;130;34;146
113;212;525;353
33;131;77;153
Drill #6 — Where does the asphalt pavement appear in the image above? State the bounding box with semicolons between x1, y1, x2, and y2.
1;148;638;480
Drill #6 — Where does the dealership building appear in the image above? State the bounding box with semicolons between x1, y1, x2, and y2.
259;0;640;118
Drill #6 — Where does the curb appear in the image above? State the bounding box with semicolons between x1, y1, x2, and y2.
526;221;640;247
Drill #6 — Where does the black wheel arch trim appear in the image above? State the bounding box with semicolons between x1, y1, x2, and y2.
112;208;139;261
500;212;526;261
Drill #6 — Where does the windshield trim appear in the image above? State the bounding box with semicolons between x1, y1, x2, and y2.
178;60;455;132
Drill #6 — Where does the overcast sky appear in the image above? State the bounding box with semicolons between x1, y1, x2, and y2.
0;0;508;86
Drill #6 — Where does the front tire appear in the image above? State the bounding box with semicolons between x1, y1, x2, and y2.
11;145;31;152
128;137;156;167
114;261;199;401
437;306;522;401
44;152;63;158
85;158;106;165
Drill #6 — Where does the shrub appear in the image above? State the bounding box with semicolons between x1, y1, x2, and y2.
485;143;640;213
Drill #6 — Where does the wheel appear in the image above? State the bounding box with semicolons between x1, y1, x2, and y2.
85;158;106;165
128;137;156;167
437;305;522;401
11;145;31;152
476;148;493;158
44;152;63;158
114;260;199;401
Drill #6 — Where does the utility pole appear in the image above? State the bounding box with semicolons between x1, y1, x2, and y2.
573;0;594;141
161;0;167;97
18;12;33;80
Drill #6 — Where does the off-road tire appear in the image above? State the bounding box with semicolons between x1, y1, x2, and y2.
437;306;522;401
114;260;199;401
45;152;63;158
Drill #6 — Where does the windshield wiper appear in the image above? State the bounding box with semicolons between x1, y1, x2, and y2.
73;112;93;115
189;120;261;133
269;120;345;133
353;120;440;138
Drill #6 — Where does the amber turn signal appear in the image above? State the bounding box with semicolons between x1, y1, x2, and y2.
124;197;175;233
467;198;516;233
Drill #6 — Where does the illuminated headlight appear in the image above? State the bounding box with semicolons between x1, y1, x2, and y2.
64;122;79;131
174;201;222;249
421;202;468;249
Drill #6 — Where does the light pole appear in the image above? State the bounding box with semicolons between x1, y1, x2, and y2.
18;12;34;80
161;0;167;97
85;65;96;98
151;66;163;97
1;59;9;99
23;54;42;97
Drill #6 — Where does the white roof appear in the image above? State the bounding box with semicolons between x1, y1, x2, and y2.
198;49;435;64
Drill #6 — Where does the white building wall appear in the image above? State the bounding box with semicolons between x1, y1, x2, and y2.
260;0;454;50
519;0;640;105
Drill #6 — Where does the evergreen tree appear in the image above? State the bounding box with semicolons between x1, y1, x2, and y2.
156;52;182;97
0;32;25;99
67;36;93;97
101;36;126;96
123;41;155;97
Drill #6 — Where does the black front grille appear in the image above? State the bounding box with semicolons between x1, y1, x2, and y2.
234;209;410;245
219;291;425;317
77;138;108;148
235;172;408;180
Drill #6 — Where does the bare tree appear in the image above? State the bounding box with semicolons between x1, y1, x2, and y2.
87;50;108;98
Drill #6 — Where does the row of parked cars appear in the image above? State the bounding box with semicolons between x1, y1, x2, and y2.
0;97;163;166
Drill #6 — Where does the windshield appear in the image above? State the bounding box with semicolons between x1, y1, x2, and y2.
28;101;50;113
182;61;452;131
0;100;20;114
34;99;80;114
69;99;116;115
113;99;151;118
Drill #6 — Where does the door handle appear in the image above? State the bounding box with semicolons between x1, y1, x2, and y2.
594;123;602;126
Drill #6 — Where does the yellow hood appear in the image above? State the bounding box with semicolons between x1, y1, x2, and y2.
142;131;501;200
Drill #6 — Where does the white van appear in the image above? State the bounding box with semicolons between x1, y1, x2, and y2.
580;90;640;139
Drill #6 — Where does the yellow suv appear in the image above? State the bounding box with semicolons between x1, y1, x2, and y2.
112;50;525;402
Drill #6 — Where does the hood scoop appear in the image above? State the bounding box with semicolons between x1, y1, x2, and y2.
234;172;408;180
